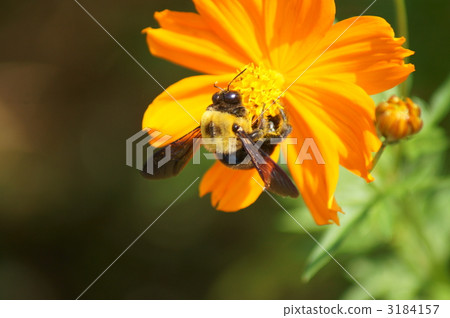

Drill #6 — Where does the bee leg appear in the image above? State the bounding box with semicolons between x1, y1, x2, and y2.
249;129;264;142
279;108;288;121
279;109;293;138
249;115;268;142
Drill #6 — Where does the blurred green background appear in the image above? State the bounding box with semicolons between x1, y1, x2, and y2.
0;0;449;299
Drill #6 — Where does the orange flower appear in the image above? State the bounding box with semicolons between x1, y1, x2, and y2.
142;0;414;225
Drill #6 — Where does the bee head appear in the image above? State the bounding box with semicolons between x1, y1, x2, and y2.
212;90;241;105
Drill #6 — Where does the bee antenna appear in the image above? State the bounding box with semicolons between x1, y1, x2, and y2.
227;68;247;91
214;81;225;91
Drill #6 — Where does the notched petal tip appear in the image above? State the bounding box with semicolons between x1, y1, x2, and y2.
394;36;406;45
404;62;415;72
364;172;375;183
154;9;169;22
330;217;340;226
307;15;416;95
198;181;209;198
141;27;152;35
318;208;342;226
142;9;246;74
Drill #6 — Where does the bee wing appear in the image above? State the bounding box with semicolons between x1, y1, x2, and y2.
142;127;201;179
235;126;299;198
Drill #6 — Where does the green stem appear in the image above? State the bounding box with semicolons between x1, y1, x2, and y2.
394;0;409;51
394;0;410;97
370;141;387;172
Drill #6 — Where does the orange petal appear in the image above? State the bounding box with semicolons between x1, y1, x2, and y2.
193;0;267;65
289;78;381;182
142;74;233;145
263;0;335;73
299;16;414;95
143;10;247;74
199;146;281;212
284;131;341;225
283;92;348;225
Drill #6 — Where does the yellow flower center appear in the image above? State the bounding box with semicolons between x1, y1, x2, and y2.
229;63;285;121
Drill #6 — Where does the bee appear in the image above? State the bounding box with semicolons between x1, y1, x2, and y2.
143;72;299;198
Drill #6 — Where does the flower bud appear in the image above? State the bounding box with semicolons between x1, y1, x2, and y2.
375;96;423;143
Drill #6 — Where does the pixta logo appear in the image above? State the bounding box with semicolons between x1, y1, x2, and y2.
126;130;326;174
126;129;172;175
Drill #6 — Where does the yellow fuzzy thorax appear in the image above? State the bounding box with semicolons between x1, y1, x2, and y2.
229;63;285;120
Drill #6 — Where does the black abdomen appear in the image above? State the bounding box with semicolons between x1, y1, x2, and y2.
219;141;277;170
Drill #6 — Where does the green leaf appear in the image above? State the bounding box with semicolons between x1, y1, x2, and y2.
429;75;450;124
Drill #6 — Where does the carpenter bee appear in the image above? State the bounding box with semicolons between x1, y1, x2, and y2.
142;72;299;198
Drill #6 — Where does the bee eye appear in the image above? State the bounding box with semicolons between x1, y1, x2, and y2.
212;92;221;104
223;91;241;104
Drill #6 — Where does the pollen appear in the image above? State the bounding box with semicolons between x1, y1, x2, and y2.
229;63;285;120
